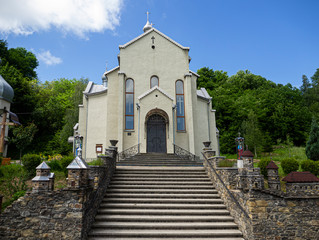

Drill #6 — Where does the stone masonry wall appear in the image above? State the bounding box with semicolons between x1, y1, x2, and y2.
0;154;116;240
203;158;319;240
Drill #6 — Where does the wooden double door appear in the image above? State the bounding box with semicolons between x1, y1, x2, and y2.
146;114;167;153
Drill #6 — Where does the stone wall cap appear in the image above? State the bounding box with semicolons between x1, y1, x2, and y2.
266;160;279;169
32;176;50;181
67;156;89;169
282;171;319;183
241;150;254;157
36;161;51;170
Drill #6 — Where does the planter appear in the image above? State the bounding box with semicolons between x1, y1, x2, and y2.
203;141;211;148
109;140;118;147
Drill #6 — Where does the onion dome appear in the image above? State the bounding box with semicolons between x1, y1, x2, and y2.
0;75;14;103
143;20;152;32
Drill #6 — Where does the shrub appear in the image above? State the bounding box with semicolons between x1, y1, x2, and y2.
0;164;27;198
301;160;319;176
281;158;299;175
47;160;62;172
258;158;272;178
22;154;41;178
60;155;74;177
218;160;234;167
88;158;103;166
0;152;3;166
306;119;319;161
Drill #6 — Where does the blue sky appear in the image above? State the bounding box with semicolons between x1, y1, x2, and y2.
1;0;318;87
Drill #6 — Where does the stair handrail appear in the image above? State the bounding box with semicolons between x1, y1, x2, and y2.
201;152;250;219
118;143;141;161
173;143;197;161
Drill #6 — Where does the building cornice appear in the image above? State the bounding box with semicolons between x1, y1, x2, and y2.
119;28;190;51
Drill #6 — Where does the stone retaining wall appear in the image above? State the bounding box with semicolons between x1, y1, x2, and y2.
204;158;319;240
0;154;116;240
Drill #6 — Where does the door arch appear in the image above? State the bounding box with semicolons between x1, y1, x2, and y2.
147;114;167;153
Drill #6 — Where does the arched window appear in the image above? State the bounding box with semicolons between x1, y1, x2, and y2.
125;79;134;130
175;80;185;131
150;76;159;88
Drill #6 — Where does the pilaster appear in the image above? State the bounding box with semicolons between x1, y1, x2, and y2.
184;73;195;154
117;72;125;152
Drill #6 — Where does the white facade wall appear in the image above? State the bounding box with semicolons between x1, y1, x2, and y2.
78;28;218;160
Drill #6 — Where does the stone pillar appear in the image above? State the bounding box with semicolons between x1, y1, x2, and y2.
67;149;89;188
241;150;254;169
266;161;281;191
32;161;54;192
117;72;125;152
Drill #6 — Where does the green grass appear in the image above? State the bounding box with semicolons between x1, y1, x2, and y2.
223;145;309;178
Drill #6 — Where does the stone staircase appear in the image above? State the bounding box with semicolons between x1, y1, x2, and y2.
117;153;203;166
88;154;243;240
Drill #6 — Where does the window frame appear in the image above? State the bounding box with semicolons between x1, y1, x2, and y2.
175;80;186;132
150;75;159;88
125;78;134;130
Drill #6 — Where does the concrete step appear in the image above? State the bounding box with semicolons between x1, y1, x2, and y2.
111;177;211;181
106;189;219;194
94;214;236;222
88;229;243;238
105;193;221;199
110;181;213;185
108;184;215;189
97;209;230;216
89;238;244;240
92;221;238;229
102;198;224;204
99;203;226;209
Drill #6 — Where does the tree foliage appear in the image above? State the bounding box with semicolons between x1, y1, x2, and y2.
305;119;319;161
197;67;312;154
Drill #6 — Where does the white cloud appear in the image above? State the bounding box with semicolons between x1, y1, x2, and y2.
37;50;62;66
0;0;123;37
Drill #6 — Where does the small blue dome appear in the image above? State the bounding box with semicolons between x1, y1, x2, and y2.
0;75;14;103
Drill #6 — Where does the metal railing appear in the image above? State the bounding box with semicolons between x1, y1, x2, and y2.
202;152;250;219
118;143;140;161
173;144;197;161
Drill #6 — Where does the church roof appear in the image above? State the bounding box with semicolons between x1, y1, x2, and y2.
282;171;319;183
0;74;14;103
119;28;190;51
197;88;211;100
105;66;120;75
84;81;107;96
138;86;174;101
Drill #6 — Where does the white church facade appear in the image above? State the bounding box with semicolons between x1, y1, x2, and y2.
77;21;219;160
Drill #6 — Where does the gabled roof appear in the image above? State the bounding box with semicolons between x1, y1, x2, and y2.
36;161;50;170
105;66;119;75
241;150;254;157
197;88;211;100
67;156;89;170
190;70;200;77
282;171;319;183
119;28;190;50
266;161;279;169
138;86;174;101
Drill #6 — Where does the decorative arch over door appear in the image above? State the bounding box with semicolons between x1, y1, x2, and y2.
145;109;168;153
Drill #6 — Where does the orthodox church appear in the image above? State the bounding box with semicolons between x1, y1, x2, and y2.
77;18;219;160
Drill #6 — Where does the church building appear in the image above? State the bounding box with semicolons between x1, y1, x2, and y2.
77;18;219;160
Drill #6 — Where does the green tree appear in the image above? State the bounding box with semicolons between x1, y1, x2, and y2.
241;111;264;157
306;119;319;161
10;123;38;159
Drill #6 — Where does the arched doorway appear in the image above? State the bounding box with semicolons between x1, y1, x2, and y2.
147;114;167;153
